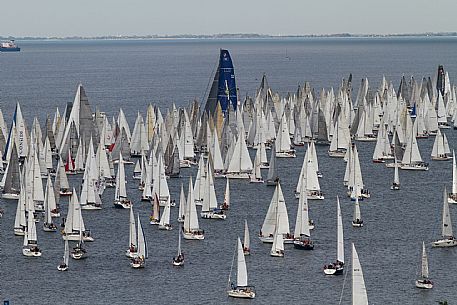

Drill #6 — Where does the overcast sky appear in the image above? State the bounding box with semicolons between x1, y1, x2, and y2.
2;0;457;37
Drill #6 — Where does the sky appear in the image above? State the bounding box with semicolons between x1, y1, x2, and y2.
2;0;457;37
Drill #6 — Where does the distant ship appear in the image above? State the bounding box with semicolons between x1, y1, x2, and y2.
0;40;20;52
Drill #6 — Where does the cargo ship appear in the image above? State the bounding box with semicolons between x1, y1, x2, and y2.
0;40;20;52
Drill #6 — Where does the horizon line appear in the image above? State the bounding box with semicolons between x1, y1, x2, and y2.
2;32;457;40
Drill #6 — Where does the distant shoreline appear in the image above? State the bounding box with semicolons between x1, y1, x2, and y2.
1;32;457;41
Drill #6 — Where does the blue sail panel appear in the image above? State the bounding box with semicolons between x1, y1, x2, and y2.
217;49;237;113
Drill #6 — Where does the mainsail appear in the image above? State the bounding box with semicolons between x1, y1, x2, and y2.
204;49;238;115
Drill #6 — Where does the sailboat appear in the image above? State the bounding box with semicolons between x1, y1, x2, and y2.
400;119;428;170
220;178;230;210
177;183;186;222
158;198;173;230
266;145;278;186
149;193;161;225
249;148;264;183
133;159;141;179
293;171;314;250
62;189;94;242
182;177;204;240
431;129;451;161
204;49;238;115
227;237;256;299
113;152;132;209
259;180;293;244
448;150;457;203
391;158;400;190
200;161;226;219
415;241;433;289
352;196;363;227
70;227;87;260
243;219;250;255
131;213;148;268
270;187;286;257
352;243;369;305
172;224;184;266
43;177;58;232
57;240;70;271
432;187;457;247
22;212;42;257
125;206;137;258
324;197;344;275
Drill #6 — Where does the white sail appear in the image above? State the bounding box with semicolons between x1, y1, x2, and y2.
159;199;171;227
202;162;218;211
352;243;369;305
402;120;423;164
224;178;230;208
129;206;137;249
178;183;186;221
251;148;263;180
420;241;429;279
353;197;361;223
337;197;344;263
236;237;248;287
115;152;127;200
27;210;38;242
453;151;457;194
442;187;453;238
393;159;400;185
227;127;253;173
44;175;57;214
243;220;250;250
261;182;290;237
63;240;70;266
136;214;147;259
294;172;310;238
184;177;199;232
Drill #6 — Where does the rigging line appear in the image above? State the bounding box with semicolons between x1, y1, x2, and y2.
227;240;237;290
338;261;350;305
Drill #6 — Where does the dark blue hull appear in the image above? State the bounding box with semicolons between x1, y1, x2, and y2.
0;47;20;52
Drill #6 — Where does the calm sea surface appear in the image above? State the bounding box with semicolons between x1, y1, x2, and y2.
1;37;457;304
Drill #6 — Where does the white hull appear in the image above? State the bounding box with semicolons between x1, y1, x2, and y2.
355;136;377;142
60;190;73;196
276;151;296;158
227;288;256;299
14;228;25;236
57;264;68;271
328;150;346;158
259;236;294;244
415;280;433;289
432;238;457;247
71;251;85;260
352;221;363;227
448;194;457;204
158;224;173;230
182;231;204;240
1;193;19;200
81;204;102;210
224;172;250;179
400;164;429;171
114;200;132;209
249;177;264;183
62;233;94;242
431;156;452;161
391;185;400;190
22;247;42;257
201;211;226;220
270;250;284;257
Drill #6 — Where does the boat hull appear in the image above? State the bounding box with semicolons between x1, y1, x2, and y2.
201;211;226;220
270;250;284;257
158;224;173;230
432;238;457;247
182;231;204;240
227;288;255;299
415;280;433;289
57;264;68;271
22;247;42;257
2;193;20;200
